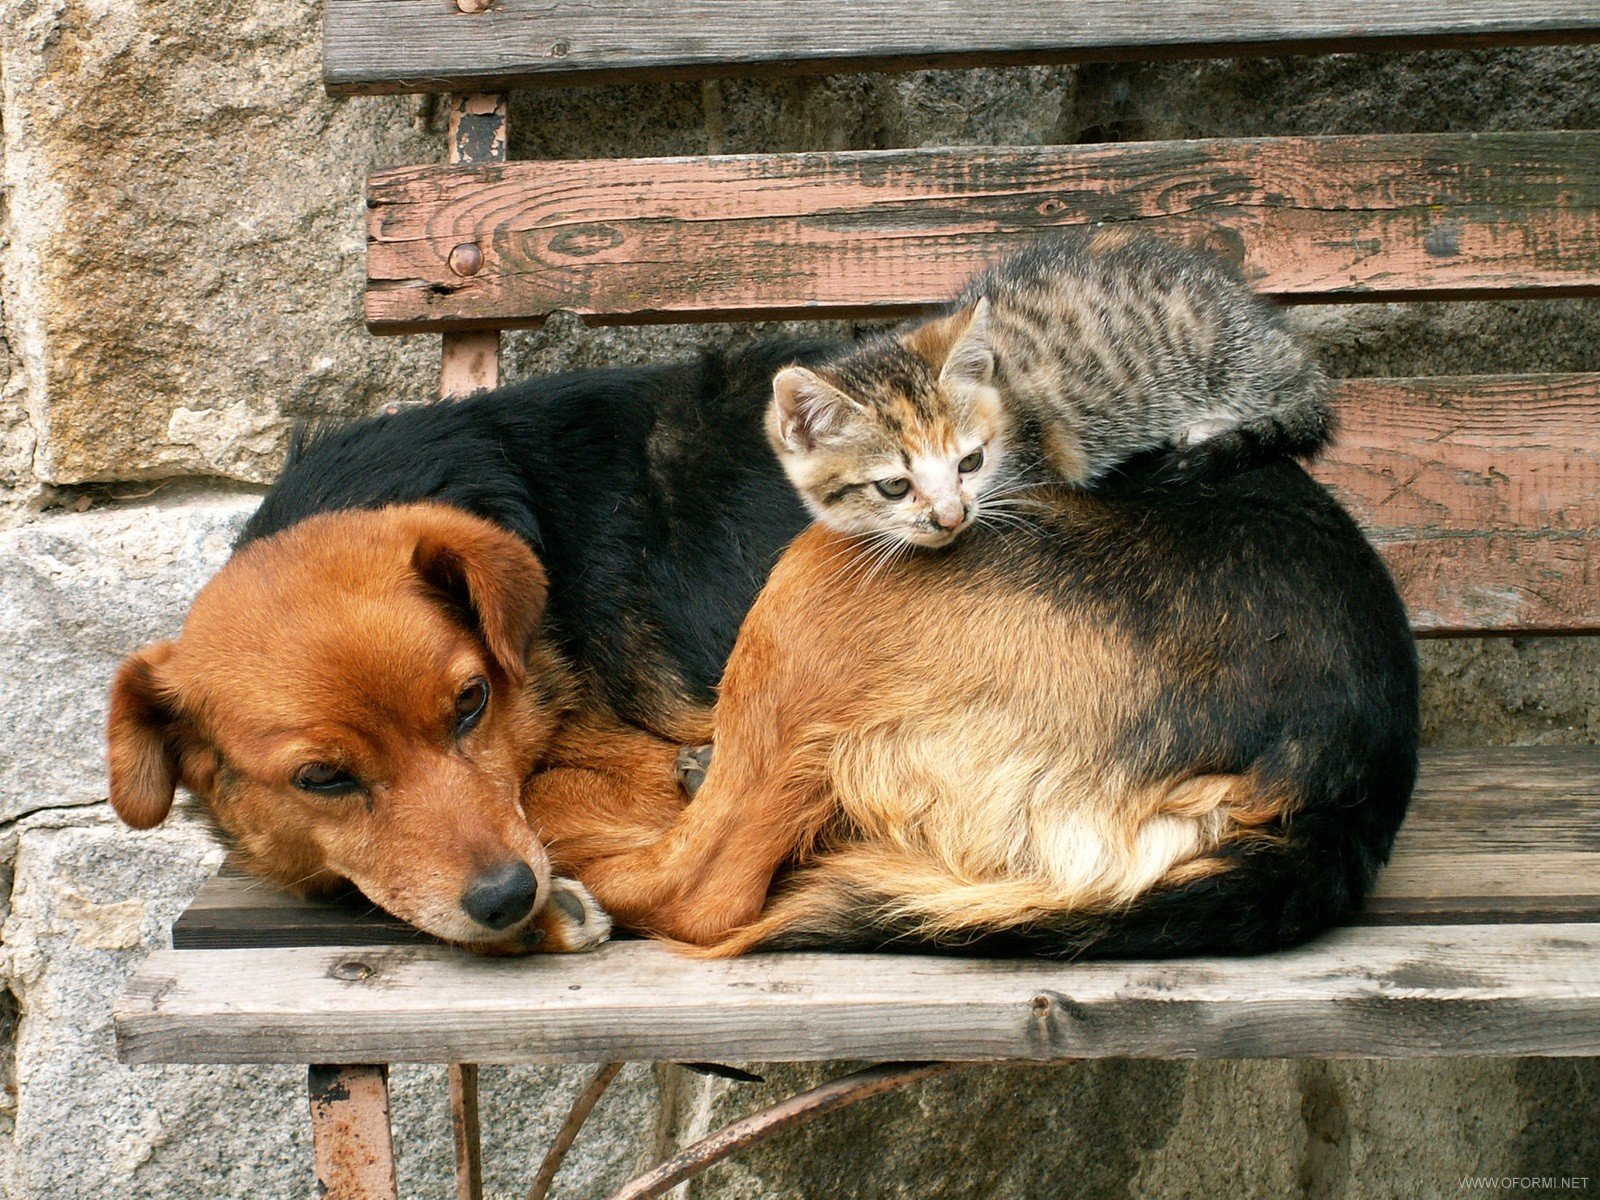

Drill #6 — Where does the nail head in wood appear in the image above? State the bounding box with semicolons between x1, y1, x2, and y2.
448;243;484;277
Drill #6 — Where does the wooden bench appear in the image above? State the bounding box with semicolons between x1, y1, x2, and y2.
116;6;1600;1198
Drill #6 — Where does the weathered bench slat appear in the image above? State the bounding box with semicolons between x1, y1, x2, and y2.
1315;374;1599;635
168;747;1600;949
366;132;1600;332
116;922;1600;1065
325;0;1600;95
173;874;428;949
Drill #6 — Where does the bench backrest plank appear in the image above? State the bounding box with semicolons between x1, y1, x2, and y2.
1315;374;1599;634
354;21;1600;638
325;0;1600;95
366;132;1600;332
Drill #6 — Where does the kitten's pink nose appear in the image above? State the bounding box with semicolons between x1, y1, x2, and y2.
932;499;968;530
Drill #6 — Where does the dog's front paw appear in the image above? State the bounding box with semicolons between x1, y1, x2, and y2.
537;877;613;952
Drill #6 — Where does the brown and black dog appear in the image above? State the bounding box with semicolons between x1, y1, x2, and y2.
108;346;1418;958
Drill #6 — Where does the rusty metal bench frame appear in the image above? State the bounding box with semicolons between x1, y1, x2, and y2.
116;5;1600;1198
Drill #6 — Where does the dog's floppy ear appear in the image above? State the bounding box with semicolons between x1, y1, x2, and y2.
107;642;183;829
413;517;548;687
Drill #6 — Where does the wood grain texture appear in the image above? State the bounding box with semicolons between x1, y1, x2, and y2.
172;875;431;949
1313;374;1600;635
365;132;1600;331
116;922;1600;1064
323;0;1600;95
169;748;1600;948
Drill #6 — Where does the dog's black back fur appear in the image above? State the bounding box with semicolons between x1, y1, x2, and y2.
240;337;837;732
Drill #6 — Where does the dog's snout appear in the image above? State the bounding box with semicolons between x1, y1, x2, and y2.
461;860;540;930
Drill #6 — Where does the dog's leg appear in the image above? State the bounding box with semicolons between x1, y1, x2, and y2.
519;717;690;856
519;732;827;947
583;775;831;945
568;699;837;946
561;529;870;946
530;527;868;947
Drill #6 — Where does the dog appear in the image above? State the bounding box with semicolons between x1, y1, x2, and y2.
107;337;836;952
543;456;1420;958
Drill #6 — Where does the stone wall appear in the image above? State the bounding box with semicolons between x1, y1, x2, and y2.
0;2;1595;1194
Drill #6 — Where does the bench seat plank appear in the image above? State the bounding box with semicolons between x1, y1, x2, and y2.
115;922;1600;1065
324;0;1600;95
366;132;1600;332
168;747;1600;943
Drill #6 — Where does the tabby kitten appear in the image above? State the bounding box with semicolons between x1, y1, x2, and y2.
766;230;1333;548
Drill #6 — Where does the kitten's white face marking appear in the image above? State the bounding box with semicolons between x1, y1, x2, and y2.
863;442;992;547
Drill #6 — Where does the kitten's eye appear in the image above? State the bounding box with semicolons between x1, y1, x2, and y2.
958;448;985;473
454;676;489;737
875;478;911;499
294;763;359;795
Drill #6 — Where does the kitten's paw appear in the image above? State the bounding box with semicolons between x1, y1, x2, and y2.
535;878;613;953
675;743;714;797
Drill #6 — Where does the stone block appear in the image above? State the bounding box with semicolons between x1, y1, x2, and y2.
0;490;256;821
0;0;439;488
666;1058;1598;1199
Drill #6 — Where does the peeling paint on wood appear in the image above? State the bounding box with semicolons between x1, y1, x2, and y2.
365;132;1600;332
448;1063;483;1200
440;93;507;400
1312;373;1600;634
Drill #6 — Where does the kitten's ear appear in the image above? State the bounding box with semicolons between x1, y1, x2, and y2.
770;367;858;452
937;298;995;389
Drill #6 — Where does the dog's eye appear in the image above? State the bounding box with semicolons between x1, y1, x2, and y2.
958;448;984;473
875;478;911;499
293;763;358;795
454;676;489;737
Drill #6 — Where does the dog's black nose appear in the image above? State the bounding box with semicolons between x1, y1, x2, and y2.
461;861;539;930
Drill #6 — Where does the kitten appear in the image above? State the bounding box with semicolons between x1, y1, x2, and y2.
765;229;1333;548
